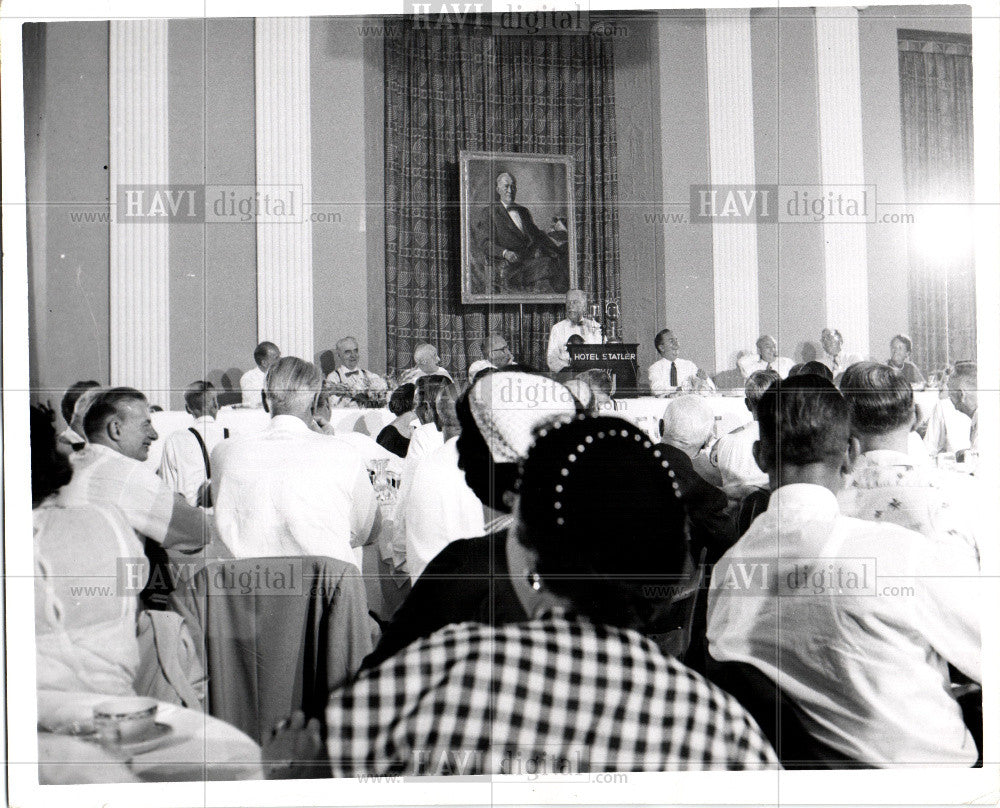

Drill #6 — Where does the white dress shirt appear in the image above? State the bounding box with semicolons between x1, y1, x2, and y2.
711;420;768;495
818;350;864;376
399;366;454;385
737;354;794;380
157;415;229;506
839;449;982;569
326;365;388;407
708;483;980;766
923;398;972;455
546;317;603;372
648;357;703;396
239;366;266;407
395;437;485;583
60;443;182;546
211;414;377;568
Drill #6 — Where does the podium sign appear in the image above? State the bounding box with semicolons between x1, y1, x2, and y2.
568;343;639;397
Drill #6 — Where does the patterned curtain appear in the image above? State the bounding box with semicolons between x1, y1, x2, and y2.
898;30;975;372
384;22;620;376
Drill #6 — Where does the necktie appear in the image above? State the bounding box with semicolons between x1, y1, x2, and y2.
345;370;361;377
670;362;678;387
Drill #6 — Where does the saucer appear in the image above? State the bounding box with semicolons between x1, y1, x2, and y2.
94;722;174;755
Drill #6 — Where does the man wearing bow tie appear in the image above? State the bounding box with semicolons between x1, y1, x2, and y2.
325;336;388;407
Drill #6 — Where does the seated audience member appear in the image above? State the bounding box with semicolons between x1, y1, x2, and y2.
376;383;418;458
68;386;104;447
712;370;780;498
400;343;453;384
364;371;577;667
158;381;228;507
563;377;596;415
467;359;496;382
394;383;486;583
211;357;377;568
659;396;734;562
887;334;925;386
737;336;793;380
57;387;208;554
793;360;834;382
240;341;281;407
32;406;144;697
817;328;864;377
649;328;714;396
786;363;804;377
838;362;981;569
480;333;515;368
325;336;388;406
546;289;603;373
268;416;778;776
574;368;614;412
400;374;450;480
925;363;977;456
57;380;100;455
707;375;980;766
659;393;723;488
311;383;400;475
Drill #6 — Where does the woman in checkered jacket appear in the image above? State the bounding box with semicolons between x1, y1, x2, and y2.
265;416;779;777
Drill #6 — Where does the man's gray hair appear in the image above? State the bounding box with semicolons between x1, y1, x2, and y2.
336;336;358;351
566;288;586;304
265;356;323;414
661;395;714;453
413;343;437;365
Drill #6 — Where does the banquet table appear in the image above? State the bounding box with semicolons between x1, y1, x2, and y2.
37;691;263;783
610;394;754;442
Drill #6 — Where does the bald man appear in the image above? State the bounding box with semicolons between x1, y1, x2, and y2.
326;336;388;406
400;343;453;385
546;289;603;373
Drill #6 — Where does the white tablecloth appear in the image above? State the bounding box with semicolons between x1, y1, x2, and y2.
144;406;395;472
609;394;754;442
37;691;262;783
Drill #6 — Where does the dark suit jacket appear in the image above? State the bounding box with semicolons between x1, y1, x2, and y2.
477;201;562;264
361;531;526;669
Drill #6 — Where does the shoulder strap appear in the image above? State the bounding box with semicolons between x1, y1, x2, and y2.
188;427;211;478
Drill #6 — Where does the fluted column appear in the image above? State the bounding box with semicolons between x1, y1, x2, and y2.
815;7;870;354
255;18;314;360
109;20;169;406
705;9;760;370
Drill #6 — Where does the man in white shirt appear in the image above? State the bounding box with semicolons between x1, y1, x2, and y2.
240;341;281;406
737;335;794;380
925;363;977;456
546;289;602;373
480;333;515;369
325;336;388;406
708;375;980;766
158;381;229;507
212;357;378;568
817;328;863;377
711;369;780;497
396;383;485;582
648;328;713;396
400;343;453;384
838;362;981;569
58;387;209;553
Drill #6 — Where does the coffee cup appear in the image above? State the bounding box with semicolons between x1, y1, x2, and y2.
93;697;158;742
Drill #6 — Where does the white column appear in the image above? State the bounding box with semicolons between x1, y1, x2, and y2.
255;18;314;360
109;20;170;406
815;7;870;355
705;9;760;370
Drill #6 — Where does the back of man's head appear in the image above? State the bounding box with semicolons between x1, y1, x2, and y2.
745;369;780;415
61;380;101;425
756;375;851;471
265;356;323;417
184;380;218;418
415;374;450;425
948;362;978;416
83;387;147;442
254;341;280;370
797;360;834;382
434;382;464;439
413;343;438;370
575;369;612;398
660;395;714;457
839;362;913;436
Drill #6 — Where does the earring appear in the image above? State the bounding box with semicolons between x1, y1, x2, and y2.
526;571;543;591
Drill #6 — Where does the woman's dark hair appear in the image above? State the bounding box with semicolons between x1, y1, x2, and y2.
388;383;416;416
60;380;100;424
455;385;518;512
839;361;914;435
31;405;72;506
516;416;689;632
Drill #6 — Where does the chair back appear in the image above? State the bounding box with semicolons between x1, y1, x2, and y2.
171;555;375;746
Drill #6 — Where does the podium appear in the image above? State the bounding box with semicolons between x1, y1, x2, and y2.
568;343;640;397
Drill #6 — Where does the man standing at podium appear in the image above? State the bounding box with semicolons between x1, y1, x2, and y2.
546;289;602;373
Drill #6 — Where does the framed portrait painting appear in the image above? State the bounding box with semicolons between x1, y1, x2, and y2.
459;150;577;304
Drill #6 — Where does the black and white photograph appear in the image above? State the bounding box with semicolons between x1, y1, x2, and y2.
2;0;998;805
